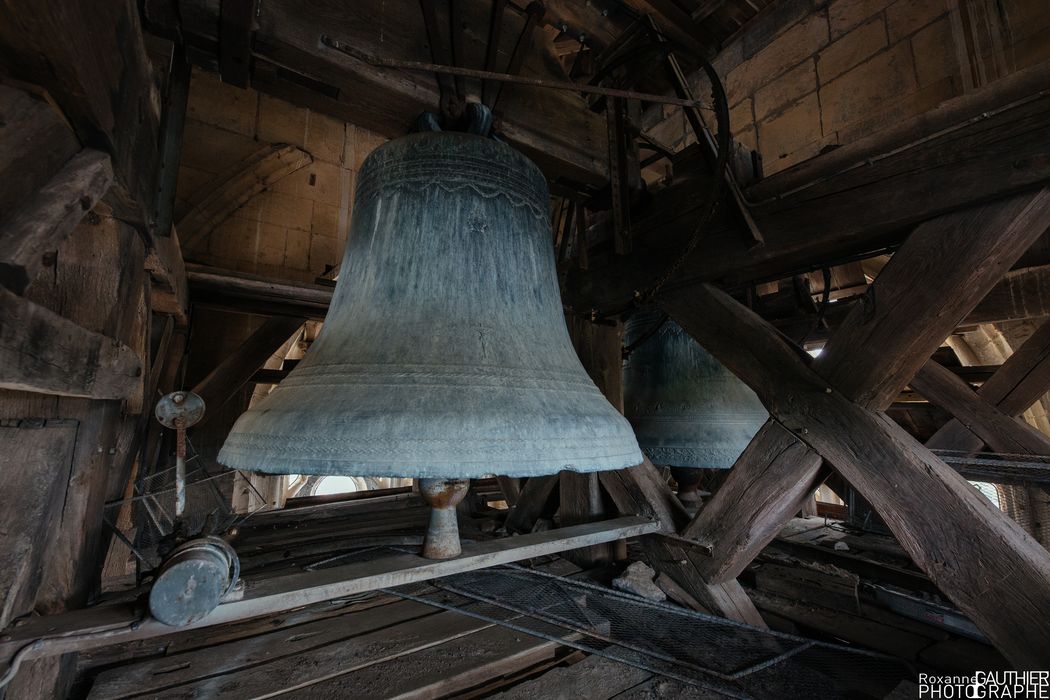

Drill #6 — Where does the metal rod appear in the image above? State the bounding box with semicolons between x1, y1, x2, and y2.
320;35;706;109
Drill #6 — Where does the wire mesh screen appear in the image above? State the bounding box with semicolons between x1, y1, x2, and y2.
378;564;912;699
103;438;266;573
932;449;1050;542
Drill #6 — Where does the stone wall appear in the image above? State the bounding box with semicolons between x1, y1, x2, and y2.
645;0;1050;179
176;69;387;282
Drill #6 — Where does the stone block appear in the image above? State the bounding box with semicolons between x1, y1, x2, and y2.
186;68;258;138
284;229;311;270
257;93;308;149
311;202;340;240
886;0;948;42
817;18;888;84
726;11;830;100
309;234;341;272
729;97;755;135
257;190;314;233
829;0;895;38
911;17;959;87
758;91;822;164
305;112;346;165
819;41;918;134
754;60;817;121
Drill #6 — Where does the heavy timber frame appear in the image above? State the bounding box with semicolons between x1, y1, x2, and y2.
661;188;1050;669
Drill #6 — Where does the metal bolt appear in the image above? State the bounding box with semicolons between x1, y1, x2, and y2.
172;392;186;404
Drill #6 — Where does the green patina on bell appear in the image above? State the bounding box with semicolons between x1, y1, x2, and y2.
219;131;642;480
623;311;767;471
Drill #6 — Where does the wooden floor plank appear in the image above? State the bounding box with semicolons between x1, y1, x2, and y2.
491;655;652;699
86;600;442;699
290;622;566;699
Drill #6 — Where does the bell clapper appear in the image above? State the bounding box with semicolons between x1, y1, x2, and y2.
419;478;471;559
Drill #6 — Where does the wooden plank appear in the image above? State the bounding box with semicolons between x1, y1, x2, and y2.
87;599;441;698
815;188;1050;410
0;84;80;221
0;516;661;666
0;421;78;628
218;0;256;88
0;0;161;227
0;149;113;294
0;285;142;399
191;314;305;419
186;263;333;318
678;422;825;582
662;282;1050;669
565;61;1050;311
911;360;1050;456
560;472;615;566
151;0;608;185
292;621;562;699
505;474;560;534
491;655;652;700
928;317;1050;451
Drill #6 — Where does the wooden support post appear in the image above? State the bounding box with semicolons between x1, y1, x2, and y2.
0;149;113;294
928;317;1050;452
911;360;1050;456
666;188;1050;583
191;315;305;420
505;475;559;534
664;282;1050;668
0;286;143;400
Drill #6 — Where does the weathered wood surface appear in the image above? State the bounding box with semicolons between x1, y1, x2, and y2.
911;360;1050;456
0;84;81;220
0;517;660;665
678;422;825;582
505;474;559;534
176;144;313;248
0;149;113;294
87;599;441;698
815;188;1050;410
191;314;305;419
0;284;142;400
664;282;1050;668
0;0;161;227
667;187;1050;587
566;61;1050;311
187;263;333;318
928;317;1050;452
491;654;653;700
0;421;78;628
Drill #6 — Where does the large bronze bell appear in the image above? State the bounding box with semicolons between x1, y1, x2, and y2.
623;311;767;501
219;131;642;555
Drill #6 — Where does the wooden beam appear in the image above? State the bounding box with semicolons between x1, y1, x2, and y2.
218;0;257;88
0;285;142;399
0;149;113;294
565;61;1050;311
0;84;80;223
177;145;313;248
669;189;1050;584
911;360;1050;456
0;516;661;665
815;188;1050;409
0;0;161;229
191;315;305;419
505;474;559;533
929;317;1050;454
663;282;1050;668
186;263;332;318
678;421;825;582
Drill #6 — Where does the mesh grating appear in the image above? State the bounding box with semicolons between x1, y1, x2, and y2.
375;563;913;699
